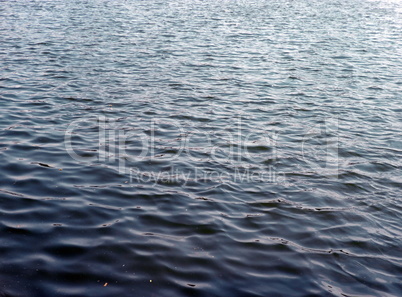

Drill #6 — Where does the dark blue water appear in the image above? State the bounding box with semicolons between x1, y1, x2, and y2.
1;0;402;296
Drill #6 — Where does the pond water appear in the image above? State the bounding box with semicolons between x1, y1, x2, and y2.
1;0;402;296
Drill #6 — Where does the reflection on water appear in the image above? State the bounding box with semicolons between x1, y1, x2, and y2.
1;0;402;296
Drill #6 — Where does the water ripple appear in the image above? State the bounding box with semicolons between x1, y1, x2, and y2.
1;0;402;296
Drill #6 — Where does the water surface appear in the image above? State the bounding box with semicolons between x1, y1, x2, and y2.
1;0;402;296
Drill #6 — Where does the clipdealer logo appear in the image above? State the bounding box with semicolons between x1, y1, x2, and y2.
64;114;339;184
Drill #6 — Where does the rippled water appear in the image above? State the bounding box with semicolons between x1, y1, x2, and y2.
1;0;402;296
